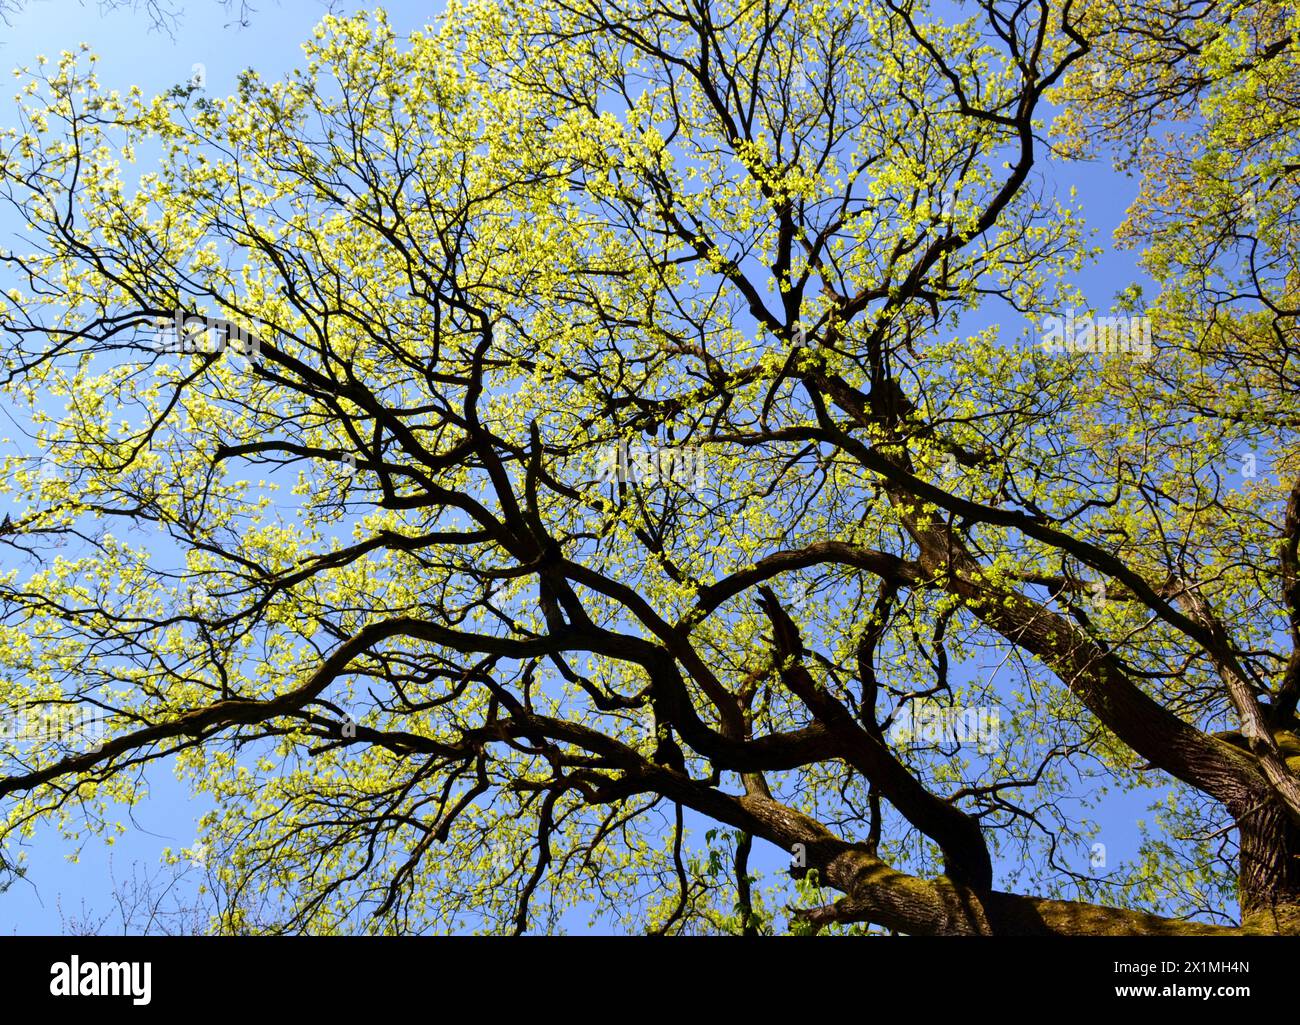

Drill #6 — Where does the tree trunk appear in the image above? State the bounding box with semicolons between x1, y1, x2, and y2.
1239;802;1300;932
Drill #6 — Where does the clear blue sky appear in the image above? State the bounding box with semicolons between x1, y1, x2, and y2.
0;0;1176;934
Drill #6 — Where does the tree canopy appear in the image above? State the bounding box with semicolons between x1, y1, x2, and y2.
0;0;1297;935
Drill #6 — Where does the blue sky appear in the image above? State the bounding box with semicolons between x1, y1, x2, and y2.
0;0;1188;933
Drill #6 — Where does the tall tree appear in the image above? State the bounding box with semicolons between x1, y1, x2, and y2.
0;0;1296;934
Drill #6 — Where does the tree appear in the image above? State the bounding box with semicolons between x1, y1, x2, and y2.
55;855;220;936
0;0;257;32
0;0;1296;935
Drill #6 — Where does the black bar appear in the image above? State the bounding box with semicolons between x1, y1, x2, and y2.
1;935;1294;1014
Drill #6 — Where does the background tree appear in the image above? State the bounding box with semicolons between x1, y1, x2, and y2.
0;0;258;32
0;0;1296;934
